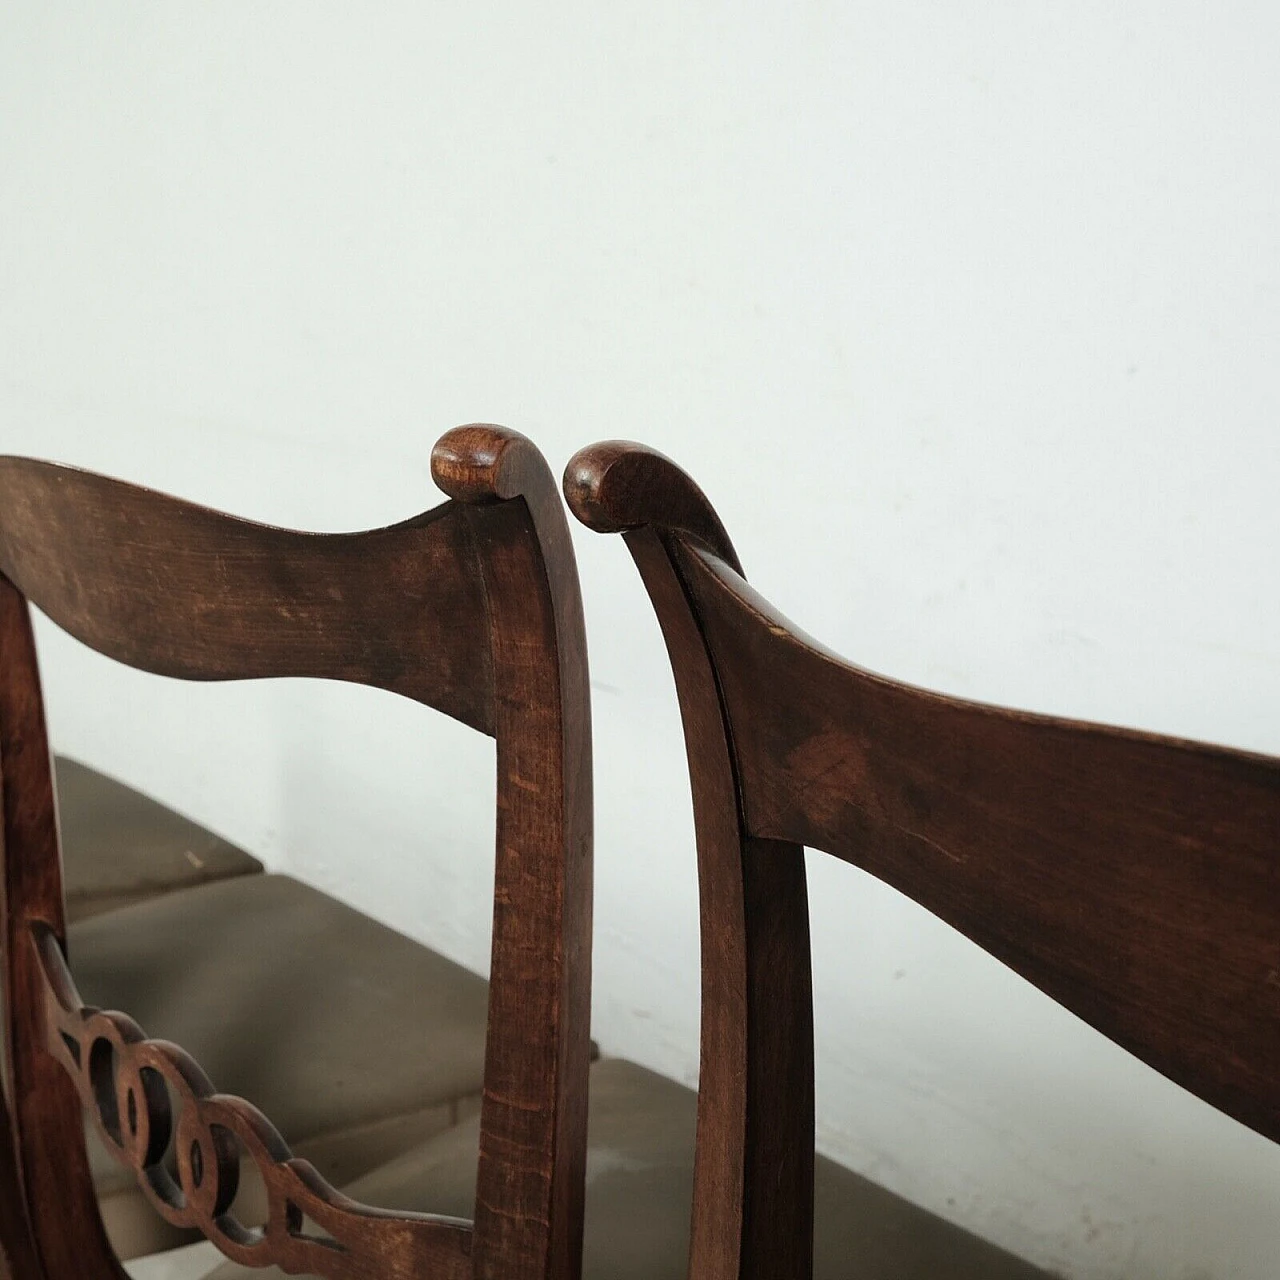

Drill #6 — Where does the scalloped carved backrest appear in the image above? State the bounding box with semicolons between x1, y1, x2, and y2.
565;441;1280;1280
0;427;592;1280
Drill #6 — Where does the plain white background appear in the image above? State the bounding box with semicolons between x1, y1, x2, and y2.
3;5;1279;1277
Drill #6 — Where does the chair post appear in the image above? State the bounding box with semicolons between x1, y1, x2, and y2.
0;574;126;1279
434;428;593;1280
566;445;816;1280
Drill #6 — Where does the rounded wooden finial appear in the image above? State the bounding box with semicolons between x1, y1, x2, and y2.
563;441;742;573
432;425;543;503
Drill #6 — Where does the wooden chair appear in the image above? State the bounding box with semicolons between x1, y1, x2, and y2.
0;426;592;1280
565;441;1280;1280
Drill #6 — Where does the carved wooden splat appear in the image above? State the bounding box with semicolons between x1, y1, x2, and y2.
35;925;472;1280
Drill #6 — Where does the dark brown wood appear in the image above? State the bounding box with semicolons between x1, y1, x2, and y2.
0;576;111;1280
36;924;471;1280
682;545;1280;1143
566;445;815;1280
565;440;1280;1279
0;458;494;733
433;428;593;1280
0;426;591;1280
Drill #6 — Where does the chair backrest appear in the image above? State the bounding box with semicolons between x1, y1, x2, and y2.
0;426;592;1280
565;441;1280;1280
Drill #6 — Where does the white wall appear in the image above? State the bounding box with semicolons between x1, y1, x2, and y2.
3;5;1279;1277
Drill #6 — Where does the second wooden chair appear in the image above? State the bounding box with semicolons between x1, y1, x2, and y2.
564;440;1280;1280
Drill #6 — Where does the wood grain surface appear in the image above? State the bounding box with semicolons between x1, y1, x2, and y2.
566;438;1280;1280
0;426;592;1280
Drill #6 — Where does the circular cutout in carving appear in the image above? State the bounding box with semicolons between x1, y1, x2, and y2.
140;1070;184;1210
88;1037;121;1147
177;1109;240;1226
115;1054;172;1175
210;1124;268;1249
136;1066;171;1166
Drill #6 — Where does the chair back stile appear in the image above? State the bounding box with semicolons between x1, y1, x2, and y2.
565;440;1280;1280
0;426;591;1280
434;428;593;1280
565;444;816;1280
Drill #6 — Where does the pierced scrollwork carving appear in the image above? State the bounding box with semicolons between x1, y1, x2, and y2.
33;924;473;1279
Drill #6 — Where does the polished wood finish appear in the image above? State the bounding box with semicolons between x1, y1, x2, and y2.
566;440;1280;1280
37;926;472;1279
0;458;494;732
434;428;593;1280
0;426;592;1280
